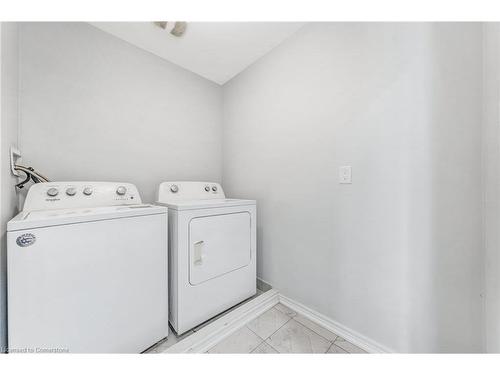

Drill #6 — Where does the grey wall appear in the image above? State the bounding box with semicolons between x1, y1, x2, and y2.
222;23;483;352
0;22;20;352
483;23;500;353
18;23;223;203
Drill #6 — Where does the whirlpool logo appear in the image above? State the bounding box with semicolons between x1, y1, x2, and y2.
16;233;36;247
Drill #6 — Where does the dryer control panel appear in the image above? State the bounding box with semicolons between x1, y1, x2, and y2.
157;181;225;203
23;182;142;212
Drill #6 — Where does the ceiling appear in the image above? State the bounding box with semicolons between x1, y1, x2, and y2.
90;22;305;85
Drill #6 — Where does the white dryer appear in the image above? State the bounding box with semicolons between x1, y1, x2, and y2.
7;182;168;353
156;181;256;334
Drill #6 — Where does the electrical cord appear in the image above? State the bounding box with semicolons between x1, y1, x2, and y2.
14;164;50;189
16;170;31;189
16;165;49;181
15;164;49;182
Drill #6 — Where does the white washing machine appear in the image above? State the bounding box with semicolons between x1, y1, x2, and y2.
7;182;168;353
156;181;256;334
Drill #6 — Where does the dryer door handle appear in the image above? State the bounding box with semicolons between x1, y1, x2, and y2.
193;240;204;266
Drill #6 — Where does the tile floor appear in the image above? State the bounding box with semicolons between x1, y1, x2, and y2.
208;304;366;354
146;299;367;354
206;304;367;354
145;289;265;353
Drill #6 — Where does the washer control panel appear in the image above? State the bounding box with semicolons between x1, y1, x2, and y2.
23;182;142;212
157;181;225;202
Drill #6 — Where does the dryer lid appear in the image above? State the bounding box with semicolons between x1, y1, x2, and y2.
157;198;255;211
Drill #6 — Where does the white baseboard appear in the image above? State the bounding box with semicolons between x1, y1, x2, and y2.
278;294;394;353
164;289;393;354
165;289;279;353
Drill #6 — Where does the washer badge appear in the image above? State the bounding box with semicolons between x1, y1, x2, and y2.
16;233;36;247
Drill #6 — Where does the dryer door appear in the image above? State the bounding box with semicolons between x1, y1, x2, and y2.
189;212;251;285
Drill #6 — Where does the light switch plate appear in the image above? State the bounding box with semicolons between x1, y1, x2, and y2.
339;166;352;184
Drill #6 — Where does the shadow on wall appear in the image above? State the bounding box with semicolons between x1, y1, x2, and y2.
1;22;21;352
407;23;483;353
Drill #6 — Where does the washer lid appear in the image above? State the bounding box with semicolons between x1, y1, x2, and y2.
156;198;255;211
7;204;167;231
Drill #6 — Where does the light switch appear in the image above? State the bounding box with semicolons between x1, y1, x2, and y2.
339;166;352;184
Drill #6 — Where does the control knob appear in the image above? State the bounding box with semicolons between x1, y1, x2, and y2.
116;186;127;196
66;187;77;196
170;184;179;193
83;187;93;196
47;188;59;197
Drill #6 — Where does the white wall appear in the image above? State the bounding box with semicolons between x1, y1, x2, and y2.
483;23;500;353
222;23;483;352
18;23;222;203
0;22;20;352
